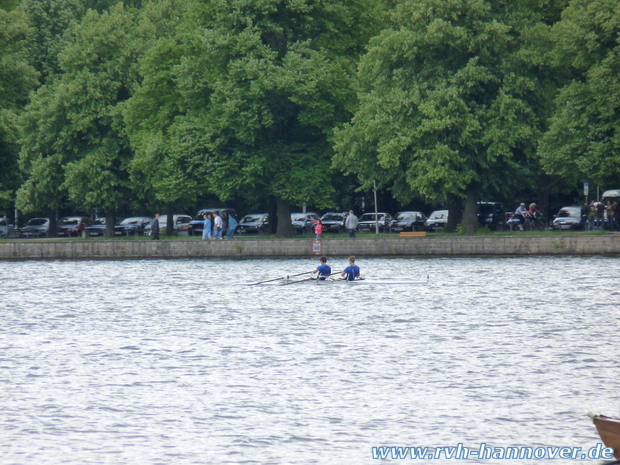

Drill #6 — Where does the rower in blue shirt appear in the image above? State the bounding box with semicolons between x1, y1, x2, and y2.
312;256;331;280
341;256;360;281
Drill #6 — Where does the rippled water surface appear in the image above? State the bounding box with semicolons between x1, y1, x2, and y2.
1;256;620;464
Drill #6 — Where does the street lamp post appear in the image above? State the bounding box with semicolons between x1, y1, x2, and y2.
374;180;379;235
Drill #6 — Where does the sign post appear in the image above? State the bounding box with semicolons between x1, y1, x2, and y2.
584;182;589;204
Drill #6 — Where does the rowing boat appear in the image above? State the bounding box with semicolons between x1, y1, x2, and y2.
303;278;428;285
254;276;429;286
589;413;620;459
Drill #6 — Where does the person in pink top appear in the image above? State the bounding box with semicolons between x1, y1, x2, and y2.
312;219;323;240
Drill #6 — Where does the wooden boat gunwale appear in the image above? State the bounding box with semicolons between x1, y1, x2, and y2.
589;413;620;460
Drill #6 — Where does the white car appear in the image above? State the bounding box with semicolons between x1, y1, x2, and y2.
144;214;192;235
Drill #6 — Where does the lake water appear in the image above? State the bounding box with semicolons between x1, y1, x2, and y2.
1;256;619;464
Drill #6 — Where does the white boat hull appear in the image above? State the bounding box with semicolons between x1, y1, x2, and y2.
266;277;429;286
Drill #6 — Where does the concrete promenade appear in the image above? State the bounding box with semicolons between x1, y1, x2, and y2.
1;235;620;260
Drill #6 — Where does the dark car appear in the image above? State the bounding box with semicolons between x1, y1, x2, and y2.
187;208;236;236
552;206;587;230
291;212;320;234
115;217;153;236
320;212;347;233
391;211;427;232
237;213;269;234
357;212;393;233
425;210;449;232
57;216;93;237
84;217;109;237
0;217;15;239
20;218;50;238
478;202;506;231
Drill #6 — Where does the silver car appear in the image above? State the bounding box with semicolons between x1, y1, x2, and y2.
0;217;15;238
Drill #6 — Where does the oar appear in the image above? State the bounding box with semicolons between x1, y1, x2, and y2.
247;270;313;286
279;271;340;286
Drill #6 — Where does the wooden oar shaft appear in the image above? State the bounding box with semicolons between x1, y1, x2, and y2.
279;271;340;286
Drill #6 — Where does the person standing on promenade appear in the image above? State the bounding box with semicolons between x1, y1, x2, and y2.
312;256;331;280
341;256;360;281
587;201;596;231
596;201;605;230
213;211;223;239
345;210;358;238
312;218;323;240
202;214;212;240
227;213;237;240
607;201;616;231
151;213;160;240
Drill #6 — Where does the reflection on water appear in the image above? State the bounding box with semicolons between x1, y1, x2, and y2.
1;257;620;464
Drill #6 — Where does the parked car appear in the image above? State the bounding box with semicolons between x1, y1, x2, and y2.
57;216;93;237
320;212;348;233
187;208;237;236
19;218;50;238
602;189;620;205
357;212;393;233
478;202;506;231
425;210;449;231
551;206;587;230
144;214;192;235
237;213;269;234
115;217;153;236
391;211;427;232
0;217;15;238
291;212;320;234
83;217;110;237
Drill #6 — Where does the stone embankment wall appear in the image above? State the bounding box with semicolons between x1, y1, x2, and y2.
1;235;620;260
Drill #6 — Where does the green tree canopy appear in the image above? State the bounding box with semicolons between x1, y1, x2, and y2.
18;0;86;81
0;6;38;211
124;0;385;236
333;0;562;232
540;0;620;188
17;4;144;234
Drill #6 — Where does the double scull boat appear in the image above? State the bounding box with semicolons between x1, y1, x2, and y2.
265;276;430;286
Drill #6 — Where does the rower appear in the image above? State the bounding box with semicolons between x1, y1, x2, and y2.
312;256;331;280
341;256;360;281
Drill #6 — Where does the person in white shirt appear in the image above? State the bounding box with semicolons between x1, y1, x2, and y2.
345;210;358;238
213;212;223;239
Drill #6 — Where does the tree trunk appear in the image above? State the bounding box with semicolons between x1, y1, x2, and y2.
445;194;463;233
535;174;563;226
166;203;174;236
275;197;294;237
105;210;115;238
463;185;478;235
268;195;278;235
47;209;57;237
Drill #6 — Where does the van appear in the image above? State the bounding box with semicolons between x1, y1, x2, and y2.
602;189;620;204
187;208;237;236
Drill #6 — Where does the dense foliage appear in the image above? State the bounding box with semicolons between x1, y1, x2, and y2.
1;0;618;235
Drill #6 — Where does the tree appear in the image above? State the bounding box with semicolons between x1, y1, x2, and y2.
18;0;86;82
333;0;564;233
540;0;620;189
124;0;385;237
0;6;38;214
17;4;144;236
122;0;198;236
